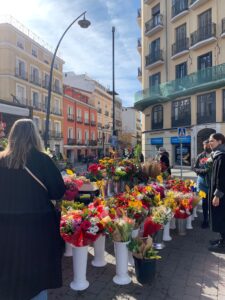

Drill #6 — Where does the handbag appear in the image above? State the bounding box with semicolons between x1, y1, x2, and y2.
24;166;48;191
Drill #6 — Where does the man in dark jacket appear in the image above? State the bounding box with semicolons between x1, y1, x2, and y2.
158;147;171;175
193;140;211;228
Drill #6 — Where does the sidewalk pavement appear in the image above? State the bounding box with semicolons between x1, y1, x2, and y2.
49;212;225;300
171;168;197;180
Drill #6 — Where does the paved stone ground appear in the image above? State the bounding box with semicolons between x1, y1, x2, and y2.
49;211;225;300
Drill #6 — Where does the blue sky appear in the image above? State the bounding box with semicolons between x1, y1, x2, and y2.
1;0;141;107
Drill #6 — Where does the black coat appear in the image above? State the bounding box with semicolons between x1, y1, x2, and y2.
0;148;65;300
209;152;225;234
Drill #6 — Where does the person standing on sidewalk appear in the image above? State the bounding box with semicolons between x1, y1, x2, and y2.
193;139;211;228
208;133;225;253
158;147;171;176
0;119;65;300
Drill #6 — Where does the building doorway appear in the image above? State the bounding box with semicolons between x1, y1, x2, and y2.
197;128;215;154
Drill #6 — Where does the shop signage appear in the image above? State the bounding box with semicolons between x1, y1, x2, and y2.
170;136;191;144
150;137;163;145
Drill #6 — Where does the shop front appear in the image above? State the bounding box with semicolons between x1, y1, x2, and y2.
171;136;191;167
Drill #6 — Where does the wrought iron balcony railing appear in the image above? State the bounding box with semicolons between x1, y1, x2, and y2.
67;114;74;121
15;68;28;81
145;14;163;33
171;0;189;18
30;74;41;86
190;23;216;46
172;38;189;56
145;50;163;67
152;121;163;130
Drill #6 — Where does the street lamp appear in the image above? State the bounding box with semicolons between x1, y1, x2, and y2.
44;12;91;149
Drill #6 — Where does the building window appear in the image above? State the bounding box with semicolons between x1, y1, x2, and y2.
32;91;40;109
16;59;26;79
77;129;82;142
149;72;161;88
43;95;48;112
198;52;212;70
176;62;187;79
33;117;40;131
54;122;61;138
172;98;191;127
17;36;25;50
32;45;38;57
30;66;40;85
197;92;216;124
67;128;73;139
198;9;212;36
152;105;163;130
54;98;61;115
223;90;225;121
43;73;50;88
16;84;26;105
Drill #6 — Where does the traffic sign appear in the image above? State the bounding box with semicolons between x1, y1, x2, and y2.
177;127;186;137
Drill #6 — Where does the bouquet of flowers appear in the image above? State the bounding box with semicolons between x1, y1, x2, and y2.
60;205;108;247
98;157;116;178
105;216;135;242
86;163;105;182
128;236;161;260
151;205;173;225
61;200;84;214
63;176;84;200
174;198;193;219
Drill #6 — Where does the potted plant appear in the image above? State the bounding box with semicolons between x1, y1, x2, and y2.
128;236;161;284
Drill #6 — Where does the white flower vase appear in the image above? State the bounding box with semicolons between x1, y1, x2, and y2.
128;228;140;267
92;235;107;267
186;215;193;229
70;245;89;291
170;217;176;229
163;221;172;241
113;241;131;285
64;242;73;257
193;206;198;218
113;181;121;195
106;179;114;197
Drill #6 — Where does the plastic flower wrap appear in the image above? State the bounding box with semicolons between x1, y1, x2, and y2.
63;176;84;201
127;236;161;260
105;216;135;242
151;205;173;225
174;198;193;219
86;163;105;182
60;207;106;247
141;159;161;180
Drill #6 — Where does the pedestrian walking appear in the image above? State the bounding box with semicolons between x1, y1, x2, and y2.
193;139;211;228
0;119;65;300
158;147;171;175
208;133;225;253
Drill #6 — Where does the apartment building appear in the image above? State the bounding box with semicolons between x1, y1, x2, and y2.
63;85;98;162
135;0;225;166
0;17;64;152
121;107;142;147
64;72;122;156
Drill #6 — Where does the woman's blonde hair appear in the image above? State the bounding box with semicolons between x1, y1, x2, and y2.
0;118;44;169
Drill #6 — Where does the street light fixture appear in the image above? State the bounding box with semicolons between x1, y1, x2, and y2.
44;12;91;149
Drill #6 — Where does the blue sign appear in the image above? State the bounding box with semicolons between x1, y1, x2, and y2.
171;136;191;144
111;135;118;147
178;127;186;137
150;138;163;145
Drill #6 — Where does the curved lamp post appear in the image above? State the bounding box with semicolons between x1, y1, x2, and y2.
44;12;91;149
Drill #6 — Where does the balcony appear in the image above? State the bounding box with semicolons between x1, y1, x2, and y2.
77;116;83;123
138;68;142;81
67;114;74;121
145;15;163;37
98;122;102;128
171;114;191;127
84;119;90;125
15;68;28;81
171;38;189;59
197;111;216;124
190;23;216;50
90;120;96;126
67;138;76;145
105;110;109;116
189;0;208;10
134;62;225;111
97;107;102;113
50;131;63;139
30;74;41;86
137;8;141;25
52;108;62;116
145;50;164;70
42;80;49;89
89;140;97;146
137;38;141;52
144;0;155;4
152;121;163;130
221;18;225;38
32;102;42;111
171;0;189;23
52;84;62;95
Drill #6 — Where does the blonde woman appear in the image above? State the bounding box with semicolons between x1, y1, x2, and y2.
0;119;65;300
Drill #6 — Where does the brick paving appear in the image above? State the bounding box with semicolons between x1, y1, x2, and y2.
49;211;225;300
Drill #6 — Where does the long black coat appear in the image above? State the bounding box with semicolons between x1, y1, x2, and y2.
0;148;65;300
210;152;225;234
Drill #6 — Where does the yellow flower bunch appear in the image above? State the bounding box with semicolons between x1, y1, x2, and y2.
153;192;163;206
156;175;163;184
163;196;177;211
128;199;143;210
199;190;206;199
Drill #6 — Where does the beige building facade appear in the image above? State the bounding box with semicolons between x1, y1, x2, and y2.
135;0;225;166
0;17;64;152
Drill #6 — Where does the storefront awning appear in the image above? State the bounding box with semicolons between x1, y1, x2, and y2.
0;103;30;117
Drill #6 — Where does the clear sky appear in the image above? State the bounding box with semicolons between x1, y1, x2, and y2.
1;0;141;107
